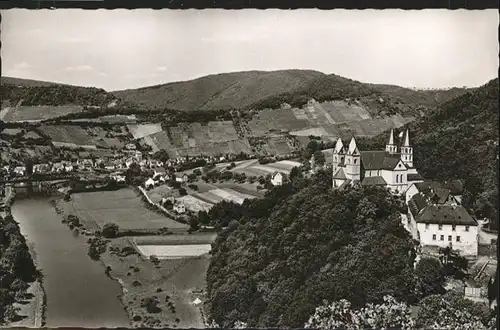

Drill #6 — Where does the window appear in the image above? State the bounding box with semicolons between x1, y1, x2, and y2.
448;235;452;241
452;225;456;231
432;234;436;240
456;236;461;242
440;235;444;241
334;156;337;162
396;175;399;183
438;224;443;230
425;224;429;229
347;158;351;164
465;226;469;232
354;158;357;164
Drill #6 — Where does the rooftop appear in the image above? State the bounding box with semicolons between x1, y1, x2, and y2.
360;150;403;170
416;204;477;226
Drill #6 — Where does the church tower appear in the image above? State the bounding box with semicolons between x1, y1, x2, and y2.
332;137;345;175
344;136;361;181
400;129;413;168
385;129;397;154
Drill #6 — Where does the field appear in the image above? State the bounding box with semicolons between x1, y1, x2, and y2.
38;125;96;147
142;121;252;157
0;105;83;122
133;233;217;246
71;188;188;231
230;159;302;177
127;123;163;139
135;244;212;259
176;195;213;213
147;185;179;204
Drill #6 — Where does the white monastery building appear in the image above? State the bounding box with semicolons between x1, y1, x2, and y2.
332;129;424;192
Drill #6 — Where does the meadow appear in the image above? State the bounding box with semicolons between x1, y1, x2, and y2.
71;188;188;230
127;123;163;139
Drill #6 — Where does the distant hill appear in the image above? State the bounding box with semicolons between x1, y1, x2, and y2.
112;70;326;111
1;77;119;108
112;70;471;115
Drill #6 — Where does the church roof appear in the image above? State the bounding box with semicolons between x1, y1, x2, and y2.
408;173;424;181
361;176;387;186
360;151;402;170
416;205;477;226
333;168;347;180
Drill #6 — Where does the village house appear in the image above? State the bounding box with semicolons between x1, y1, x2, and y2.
145;177;156;189
332;129;424;193
61;160;74;172
33;163;51;174
13;166;26;176
173;201;186;214
112;174;126;183
125;143;137;150
271;171;286;186
153;167;166;178
406;180;464;205
174;173;189;183
407;192;478;256
51;162;64;173
125;158;136;169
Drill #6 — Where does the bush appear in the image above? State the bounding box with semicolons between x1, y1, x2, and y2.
178;188;187;196
102;223;120;238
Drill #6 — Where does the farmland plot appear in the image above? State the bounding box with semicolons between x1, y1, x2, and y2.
135;244;212;259
1;105;83;122
177;195;214;213
38;125;96;147
71;188;188;230
127;123;163;139
248;108;309;136
133;233;217;246
209;188;256;205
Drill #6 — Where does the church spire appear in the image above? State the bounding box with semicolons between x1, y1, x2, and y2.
385;129;397;154
403;129;410;147
388;128;395;145
334;137;344;154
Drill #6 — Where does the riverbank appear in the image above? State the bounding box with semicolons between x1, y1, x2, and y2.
1;186;46;327
54;196;208;328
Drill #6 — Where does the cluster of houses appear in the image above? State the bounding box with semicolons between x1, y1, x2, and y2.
144;167;189;190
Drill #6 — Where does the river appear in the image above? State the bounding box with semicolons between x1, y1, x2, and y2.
11;197;130;328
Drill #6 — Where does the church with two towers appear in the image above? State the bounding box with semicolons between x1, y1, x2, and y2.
332;129;424;193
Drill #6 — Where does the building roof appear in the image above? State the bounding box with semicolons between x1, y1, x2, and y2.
154;167;166;173
414;181;450;204
445;179;464;196
360;151;402;170
408;173;424;181
333;168;347;180
416;204;477;226
408;193;428;217
361;176;387;186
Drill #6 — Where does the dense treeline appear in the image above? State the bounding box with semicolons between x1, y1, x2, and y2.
206;169;417;328
0;213;38;323
3;84;117;107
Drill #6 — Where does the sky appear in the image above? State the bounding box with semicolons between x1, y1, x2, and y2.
1;9;498;91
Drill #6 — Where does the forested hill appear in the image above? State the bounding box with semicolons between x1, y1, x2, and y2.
411;78;499;229
2;77;119;108
112;70;469;115
206;175;417;328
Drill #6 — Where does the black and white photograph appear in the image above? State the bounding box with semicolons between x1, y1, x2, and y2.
0;8;498;329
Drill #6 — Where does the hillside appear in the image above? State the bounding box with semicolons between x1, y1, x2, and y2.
112;70;326;111
112;70;469;115
2;77;120;108
206;179;416;328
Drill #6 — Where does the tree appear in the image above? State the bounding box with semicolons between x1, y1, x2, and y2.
313;150;326;167
415;291;493;330
305;295;414;330
179;188;187;196
190;217;199;231
152;149;170;163
414;257;446;298
102;223;120;238
125;163;142;184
